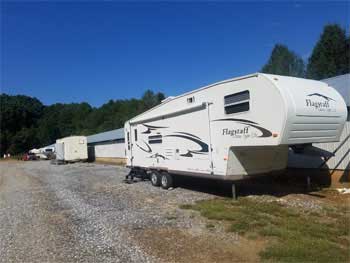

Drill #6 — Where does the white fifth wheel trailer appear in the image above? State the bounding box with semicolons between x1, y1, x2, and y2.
124;73;347;190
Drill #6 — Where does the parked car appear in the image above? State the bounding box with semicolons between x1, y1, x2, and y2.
23;152;38;161
35;153;48;160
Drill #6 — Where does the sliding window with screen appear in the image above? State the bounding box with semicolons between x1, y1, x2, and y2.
224;90;250;114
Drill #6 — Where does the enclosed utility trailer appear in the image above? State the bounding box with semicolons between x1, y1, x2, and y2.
55;136;88;162
125;73;347;189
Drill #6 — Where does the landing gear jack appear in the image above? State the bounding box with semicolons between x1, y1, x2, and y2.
232;184;237;200
124;170;136;184
306;176;311;190
124;169;148;184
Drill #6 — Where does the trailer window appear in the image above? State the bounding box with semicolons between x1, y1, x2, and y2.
148;135;162;144
127;132;130;150
134;129;138;141
224;90;250;114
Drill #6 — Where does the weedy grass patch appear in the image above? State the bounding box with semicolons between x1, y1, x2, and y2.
181;198;350;262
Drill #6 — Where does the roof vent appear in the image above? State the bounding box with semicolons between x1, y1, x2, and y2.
187;96;195;103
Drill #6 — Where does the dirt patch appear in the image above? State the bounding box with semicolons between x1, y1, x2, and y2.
47;210;71;225
131;227;265;263
311;189;350;205
94;157;126;165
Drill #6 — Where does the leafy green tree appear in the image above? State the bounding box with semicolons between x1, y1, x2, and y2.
0;90;165;154
262;44;305;77
141;90;165;110
0;94;43;155
0;94;43;132
307;24;349;79
8;127;38;154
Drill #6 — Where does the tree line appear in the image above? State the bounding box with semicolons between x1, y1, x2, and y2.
262;24;349;79
1;24;348;155
0;90;164;155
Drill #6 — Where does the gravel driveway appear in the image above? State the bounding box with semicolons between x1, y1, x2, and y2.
3;160;340;263
0;161;226;263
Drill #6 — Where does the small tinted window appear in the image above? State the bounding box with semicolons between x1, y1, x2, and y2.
127;132;130;150
148;135;162;144
224;90;250;105
225;102;250;114
224;90;250;114
134;129;138;141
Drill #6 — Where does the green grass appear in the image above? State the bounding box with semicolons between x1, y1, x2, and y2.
181;198;350;262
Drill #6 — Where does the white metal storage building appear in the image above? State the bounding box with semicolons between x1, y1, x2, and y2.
288;74;349;171
87;128;125;164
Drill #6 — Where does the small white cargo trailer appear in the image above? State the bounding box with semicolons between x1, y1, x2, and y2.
55;136;88;162
124;73;347;191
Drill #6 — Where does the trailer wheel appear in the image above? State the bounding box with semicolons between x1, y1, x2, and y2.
150;171;161;186
160;172;173;189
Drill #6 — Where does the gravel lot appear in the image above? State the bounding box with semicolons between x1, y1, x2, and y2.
1;161;347;263
0;161;238;263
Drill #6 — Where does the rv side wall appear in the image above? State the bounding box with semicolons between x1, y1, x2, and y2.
125;73;347;180
208;75;286;176
128;103;212;175
125;74;286;178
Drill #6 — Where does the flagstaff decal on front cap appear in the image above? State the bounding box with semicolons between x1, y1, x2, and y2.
307;93;335;101
305;93;336;111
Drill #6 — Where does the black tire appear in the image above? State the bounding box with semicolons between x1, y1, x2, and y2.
160;172;173;189
150;171;161;186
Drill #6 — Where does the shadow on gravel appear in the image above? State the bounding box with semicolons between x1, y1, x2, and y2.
172;171;330;198
173;176;233;198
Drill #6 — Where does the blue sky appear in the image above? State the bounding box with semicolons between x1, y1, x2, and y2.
1;1;349;106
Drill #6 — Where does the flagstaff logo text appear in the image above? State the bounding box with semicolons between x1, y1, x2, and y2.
222;127;249;136
305;99;329;109
305;93;335;111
